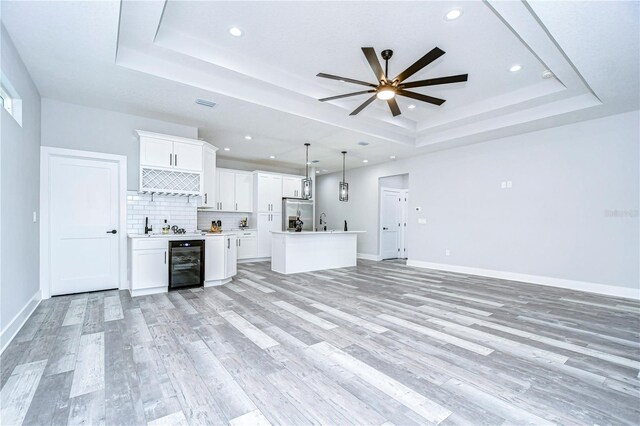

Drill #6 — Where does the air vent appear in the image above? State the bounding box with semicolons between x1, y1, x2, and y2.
357;141;369;146
195;98;216;108
311;160;320;163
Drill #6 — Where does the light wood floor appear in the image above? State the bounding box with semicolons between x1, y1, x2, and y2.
1;260;639;425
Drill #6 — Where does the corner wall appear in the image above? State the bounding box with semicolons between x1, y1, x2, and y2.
0;24;42;349
316;111;640;296
40;98;198;190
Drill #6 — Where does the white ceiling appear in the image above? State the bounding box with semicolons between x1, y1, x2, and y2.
2;1;638;173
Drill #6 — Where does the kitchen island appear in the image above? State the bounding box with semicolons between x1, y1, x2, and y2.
271;230;365;274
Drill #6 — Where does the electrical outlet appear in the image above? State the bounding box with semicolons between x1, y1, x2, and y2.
506;180;512;188
445;249;451;256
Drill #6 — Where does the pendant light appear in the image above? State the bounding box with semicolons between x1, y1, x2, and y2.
302;143;312;199
339;151;349;202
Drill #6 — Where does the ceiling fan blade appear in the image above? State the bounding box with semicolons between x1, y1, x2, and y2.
361;47;386;83
387;98;401;116
400;73;468;89
397;90;446;106
316;73;377;88
319;90;376;102
393;47;445;83
349;94;378;116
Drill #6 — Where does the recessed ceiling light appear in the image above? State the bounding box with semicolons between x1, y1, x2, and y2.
362;159;369;163
390;155;396;159
445;8;463;21
244;135;252;140
322;169;329;172
311;160;320;164
509;64;522;72
228;27;243;37
407;104;416;109
316;170;320;174
269;155;276;159
224;147;230;151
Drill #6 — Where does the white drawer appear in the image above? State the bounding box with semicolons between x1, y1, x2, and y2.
237;231;257;238
132;239;167;250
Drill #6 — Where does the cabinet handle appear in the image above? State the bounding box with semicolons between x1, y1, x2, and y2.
169;153;172;166
164;251;167;264
204;193;207;204
228;238;230;249
175;154;178;167
239;239;241;247
220;202;223;210
236;203;238;211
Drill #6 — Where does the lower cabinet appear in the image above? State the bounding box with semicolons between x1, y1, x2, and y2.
257;213;281;258
236;230;258;260
205;235;237;284
129;239;168;297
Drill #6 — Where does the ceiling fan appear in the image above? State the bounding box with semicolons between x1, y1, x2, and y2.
317;47;468;117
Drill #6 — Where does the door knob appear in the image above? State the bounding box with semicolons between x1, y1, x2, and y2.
107;230;117;234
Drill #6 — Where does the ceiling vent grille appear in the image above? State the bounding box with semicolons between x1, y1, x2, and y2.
195;98;216;108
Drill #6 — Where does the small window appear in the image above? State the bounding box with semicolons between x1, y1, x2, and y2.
0;74;22;126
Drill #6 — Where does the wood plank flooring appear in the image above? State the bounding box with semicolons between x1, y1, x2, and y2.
1;260;639;425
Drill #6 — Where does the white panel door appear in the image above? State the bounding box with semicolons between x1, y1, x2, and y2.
200;146;216;208
217;169;236;211
234;172;253;212
172;141;203;172
380;188;402;260
140;137;173;168
49;156;120;295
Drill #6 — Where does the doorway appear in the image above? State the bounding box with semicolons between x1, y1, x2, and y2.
379;174;409;260
40;147;127;298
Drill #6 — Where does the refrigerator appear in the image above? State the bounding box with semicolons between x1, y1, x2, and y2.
282;198;313;231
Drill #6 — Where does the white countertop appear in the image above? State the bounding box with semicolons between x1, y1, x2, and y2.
271;230;365;235
128;232;235;239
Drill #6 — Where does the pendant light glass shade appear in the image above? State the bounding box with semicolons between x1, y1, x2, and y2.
339;151;349;202
302;143;312;199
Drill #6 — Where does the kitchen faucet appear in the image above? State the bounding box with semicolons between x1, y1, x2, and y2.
319;212;327;231
144;217;153;234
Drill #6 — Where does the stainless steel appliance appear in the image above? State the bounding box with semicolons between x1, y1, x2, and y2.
282;198;313;231
168;240;204;289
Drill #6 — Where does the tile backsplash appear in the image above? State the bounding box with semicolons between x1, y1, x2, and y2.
127;191;198;234
197;211;255;231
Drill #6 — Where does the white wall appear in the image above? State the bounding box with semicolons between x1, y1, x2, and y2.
41;98;198;190
317;111;640;293
0;24;41;347
216;157;303;176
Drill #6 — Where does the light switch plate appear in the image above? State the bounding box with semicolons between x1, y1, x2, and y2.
418;218;427;225
501;181;507;189
33;211;37;223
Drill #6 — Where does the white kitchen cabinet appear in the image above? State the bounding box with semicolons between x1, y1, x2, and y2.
282;176;304;198
256;173;283;213
204;235;237;285
139;136;173;169
257;212;281;258
234;172;253;212
129;239;168;297
236;230;258;260
214;169;253;212
138;131;203;172
199;145;217;208
225;235;237;277
216;169;236;211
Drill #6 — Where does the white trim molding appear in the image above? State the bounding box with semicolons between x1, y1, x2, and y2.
40;147;128;299
357;253;381;261
406;260;639;300
0;290;41;354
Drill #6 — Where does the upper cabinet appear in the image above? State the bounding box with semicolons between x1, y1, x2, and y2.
208;168;253;212
137;130;209;195
255;173;283;213
138;131;203;172
199;145;217;208
282;176;304;198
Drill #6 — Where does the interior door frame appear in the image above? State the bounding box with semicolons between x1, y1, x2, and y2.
40;147;127;299
400;189;409;259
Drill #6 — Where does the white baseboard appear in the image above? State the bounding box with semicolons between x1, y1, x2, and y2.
129;286;167;298
357;253;380;261
406;260;639;300
0;290;42;354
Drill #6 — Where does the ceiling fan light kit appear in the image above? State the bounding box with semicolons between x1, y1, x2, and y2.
317;46;468;117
